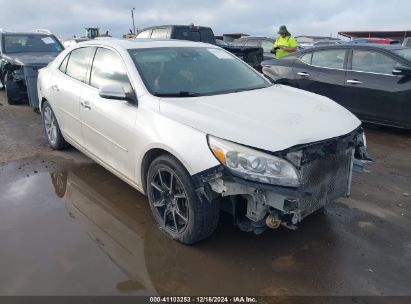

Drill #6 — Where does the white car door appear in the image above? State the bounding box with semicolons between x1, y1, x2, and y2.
50;47;94;146
79;47;138;181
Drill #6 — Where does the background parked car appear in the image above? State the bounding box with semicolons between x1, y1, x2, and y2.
232;36;277;60
311;40;343;47
262;44;411;129
296;35;342;48
136;25;264;70
0;29;63;107
346;38;401;45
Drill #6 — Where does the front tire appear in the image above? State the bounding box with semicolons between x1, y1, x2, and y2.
147;155;219;244
42;101;69;150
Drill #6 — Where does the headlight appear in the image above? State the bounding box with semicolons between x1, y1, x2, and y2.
12;66;24;81
207;135;300;187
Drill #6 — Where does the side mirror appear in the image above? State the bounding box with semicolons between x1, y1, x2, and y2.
392;64;411;76
99;84;127;100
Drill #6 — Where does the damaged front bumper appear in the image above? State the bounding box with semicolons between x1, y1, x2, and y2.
194;127;371;234
4;63;44;108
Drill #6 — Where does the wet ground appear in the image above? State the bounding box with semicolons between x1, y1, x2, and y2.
0;92;411;296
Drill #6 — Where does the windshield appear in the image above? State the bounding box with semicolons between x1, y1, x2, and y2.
394;49;411;62
3;34;63;53
128;47;270;97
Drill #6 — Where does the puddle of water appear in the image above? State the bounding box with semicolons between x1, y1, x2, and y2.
1;163;410;296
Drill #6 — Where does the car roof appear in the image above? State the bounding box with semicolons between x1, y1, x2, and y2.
303;44;409;52
78;38;217;49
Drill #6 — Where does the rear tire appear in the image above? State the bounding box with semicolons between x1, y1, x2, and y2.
147;155;219;244
42;101;69;150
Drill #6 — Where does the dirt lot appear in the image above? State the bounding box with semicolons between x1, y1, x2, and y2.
0;91;410;296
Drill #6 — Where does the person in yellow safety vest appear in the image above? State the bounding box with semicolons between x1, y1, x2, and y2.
272;25;297;59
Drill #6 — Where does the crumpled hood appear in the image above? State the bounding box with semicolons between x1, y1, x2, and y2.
3;52;59;66
159;85;361;152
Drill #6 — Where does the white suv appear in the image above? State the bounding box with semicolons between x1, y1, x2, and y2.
37;39;368;244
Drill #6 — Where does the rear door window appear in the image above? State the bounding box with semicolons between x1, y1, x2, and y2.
352;50;399;74
311;49;346;69
65;47;92;82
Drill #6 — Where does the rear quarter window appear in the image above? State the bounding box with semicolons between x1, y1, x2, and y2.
59;54;70;73
300;52;312;64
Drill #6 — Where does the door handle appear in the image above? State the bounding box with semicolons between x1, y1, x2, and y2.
297;72;310;77
80;101;91;110
346;79;363;85
51;84;59;91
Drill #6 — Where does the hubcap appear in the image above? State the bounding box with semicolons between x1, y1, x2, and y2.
44;107;57;145
150;168;189;234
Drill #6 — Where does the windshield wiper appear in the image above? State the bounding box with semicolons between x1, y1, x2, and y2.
154;91;203;97
234;86;267;93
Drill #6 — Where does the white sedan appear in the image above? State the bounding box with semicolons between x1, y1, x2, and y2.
37;39;368;244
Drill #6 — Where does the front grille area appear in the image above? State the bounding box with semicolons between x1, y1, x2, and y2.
298;147;353;218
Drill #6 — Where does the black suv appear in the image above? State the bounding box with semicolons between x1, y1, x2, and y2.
0;30;63;108
136;25;264;70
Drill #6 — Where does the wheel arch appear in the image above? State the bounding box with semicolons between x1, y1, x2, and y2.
39;97;48;111
140;147;191;194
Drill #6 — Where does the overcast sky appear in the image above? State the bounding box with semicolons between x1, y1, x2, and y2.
1;0;410;39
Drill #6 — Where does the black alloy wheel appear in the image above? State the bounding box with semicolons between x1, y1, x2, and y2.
147;155;219;244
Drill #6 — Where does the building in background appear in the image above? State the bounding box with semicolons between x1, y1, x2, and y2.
338;30;411;43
